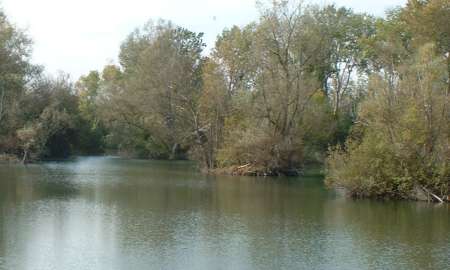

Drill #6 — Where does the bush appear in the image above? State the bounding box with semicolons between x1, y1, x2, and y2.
326;44;449;199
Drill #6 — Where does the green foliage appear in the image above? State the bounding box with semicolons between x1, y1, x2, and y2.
327;44;449;198
0;10;36;148
0;0;447;200
97;21;205;159
20;75;79;160
75;70;107;154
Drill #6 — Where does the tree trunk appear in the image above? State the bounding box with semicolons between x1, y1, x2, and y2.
170;143;179;160
0;88;5;124
22;149;28;164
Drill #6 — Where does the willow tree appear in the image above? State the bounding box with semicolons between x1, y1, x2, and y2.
401;0;450;140
326;44;449;199
216;1;324;175
0;10;35;154
189;59;227;169
18;75;79;162
99;21;205;159
75;71;107;154
326;0;450;199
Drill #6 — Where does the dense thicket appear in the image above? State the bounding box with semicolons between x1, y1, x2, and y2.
326;0;449;200
87;2;377;175
0;1;448;199
0;10;103;162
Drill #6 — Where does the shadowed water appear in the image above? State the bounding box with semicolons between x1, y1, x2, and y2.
0;156;448;270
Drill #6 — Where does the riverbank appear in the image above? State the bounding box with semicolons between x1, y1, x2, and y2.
412;186;450;203
3;152;448;204
207;164;302;177
335;183;450;204
0;154;20;164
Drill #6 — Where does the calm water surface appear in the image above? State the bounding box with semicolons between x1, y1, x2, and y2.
0;156;448;270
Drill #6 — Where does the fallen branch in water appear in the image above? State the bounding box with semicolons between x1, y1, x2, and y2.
237;164;251;169
421;186;444;203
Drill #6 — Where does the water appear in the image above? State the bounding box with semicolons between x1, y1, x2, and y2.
0;156;448;270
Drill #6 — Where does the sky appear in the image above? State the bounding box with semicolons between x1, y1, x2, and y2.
2;0;407;80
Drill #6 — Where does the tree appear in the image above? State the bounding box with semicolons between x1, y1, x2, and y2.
326;44;449;199
76;71;107;154
0;10;37;155
77;71;100;123
98;21;206;159
17;74;78;162
308;6;375;117
215;1;324;175
191;59;228;169
213;25;256;96
402;0;450;57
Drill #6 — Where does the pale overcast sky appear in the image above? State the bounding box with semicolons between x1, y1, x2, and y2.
2;0;406;80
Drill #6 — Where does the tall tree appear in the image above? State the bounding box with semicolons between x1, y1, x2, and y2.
101;21;206;159
327;44;449;199
308;6;375;116
0;10;35;138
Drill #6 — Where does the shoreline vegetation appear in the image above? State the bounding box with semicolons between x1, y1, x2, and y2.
0;0;448;202
0;154;19;163
206;164;303;177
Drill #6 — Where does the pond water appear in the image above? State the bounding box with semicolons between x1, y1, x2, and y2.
0;156;448;270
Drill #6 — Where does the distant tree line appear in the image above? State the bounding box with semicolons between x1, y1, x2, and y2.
0;1;448;200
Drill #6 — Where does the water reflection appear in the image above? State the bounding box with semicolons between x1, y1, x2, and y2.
0;157;448;270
